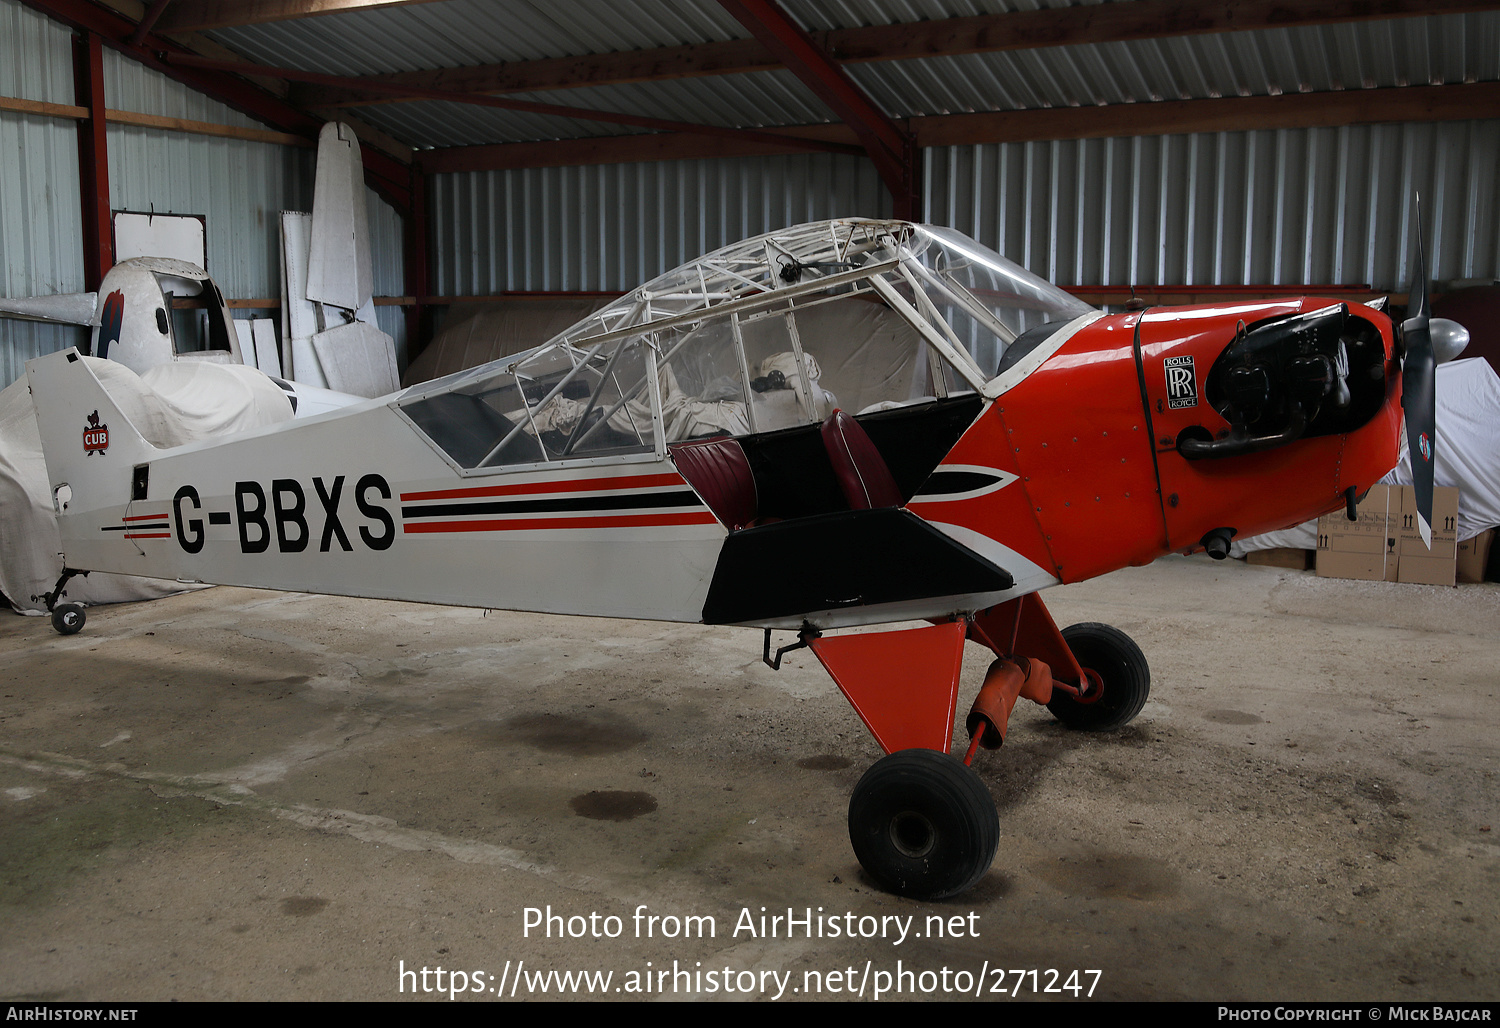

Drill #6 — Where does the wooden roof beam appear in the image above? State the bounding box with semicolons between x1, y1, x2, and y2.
165;52;864;157
718;0;918;219
295;0;1500;109
157;0;444;32
914;80;1500;147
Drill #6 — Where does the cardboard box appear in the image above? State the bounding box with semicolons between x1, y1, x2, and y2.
1396;486;1459;586
1315;484;1464;585
1316;484;1398;582
1457;528;1495;584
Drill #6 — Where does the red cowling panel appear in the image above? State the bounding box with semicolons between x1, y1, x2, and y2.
809;622;967;754
670;437;757;531
821;409;903;510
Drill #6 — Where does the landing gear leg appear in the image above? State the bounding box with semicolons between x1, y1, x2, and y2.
779;622;1001;897
43;568;89;636
765;595;1150;898
969;595;1150;732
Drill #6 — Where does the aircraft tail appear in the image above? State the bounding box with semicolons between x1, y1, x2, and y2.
26;350;161;561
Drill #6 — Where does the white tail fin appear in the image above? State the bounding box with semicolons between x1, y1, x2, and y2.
27;350;160;563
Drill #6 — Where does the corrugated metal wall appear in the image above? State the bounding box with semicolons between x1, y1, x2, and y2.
925;121;1500;293
427;123;1500;301
428;154;891;294
0;0;88;385
1;0;408;386
103;48;315;303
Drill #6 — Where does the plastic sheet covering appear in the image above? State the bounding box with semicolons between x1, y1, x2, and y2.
403;298;615;386
1235;357;1500;553
1;359;294;614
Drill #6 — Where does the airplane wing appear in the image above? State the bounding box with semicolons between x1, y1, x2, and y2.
0;293;97;326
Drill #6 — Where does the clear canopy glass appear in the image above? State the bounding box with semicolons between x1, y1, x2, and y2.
397;220;1095;472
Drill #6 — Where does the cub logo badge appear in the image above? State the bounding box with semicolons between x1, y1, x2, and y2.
1164;355;1198;410
82;410;109;456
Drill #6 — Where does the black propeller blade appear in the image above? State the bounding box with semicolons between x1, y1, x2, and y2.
1400;202;1437;549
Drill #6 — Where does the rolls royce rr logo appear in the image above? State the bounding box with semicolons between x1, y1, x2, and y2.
1164;355;1198;409
83;410;109;456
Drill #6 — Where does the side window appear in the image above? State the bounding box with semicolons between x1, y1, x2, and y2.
739;292;956;426
738;308;830;431
399;338;660;470
653;319;752;441
535;337;655;459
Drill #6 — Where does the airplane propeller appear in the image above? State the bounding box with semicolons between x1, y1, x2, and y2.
1400;203;1437;549
1398;199;1472;550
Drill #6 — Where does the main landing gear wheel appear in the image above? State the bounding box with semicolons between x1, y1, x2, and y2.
51;603;86;636
848;748;999;900
1047;622;1150;731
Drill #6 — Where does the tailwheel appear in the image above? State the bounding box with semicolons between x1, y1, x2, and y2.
1046;622;1150;731
51;602;86;636
848;748;999;900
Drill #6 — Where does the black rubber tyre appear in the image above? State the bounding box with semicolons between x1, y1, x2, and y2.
51;602;86;636
848;748;999;900
1047;622;1150;731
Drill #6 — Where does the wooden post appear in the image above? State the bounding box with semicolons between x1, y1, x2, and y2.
72;31;111;292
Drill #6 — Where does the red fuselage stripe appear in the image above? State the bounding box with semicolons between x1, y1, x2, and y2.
122;513;164;521
123;532;172;539
401;472;684;502
403;511;720;533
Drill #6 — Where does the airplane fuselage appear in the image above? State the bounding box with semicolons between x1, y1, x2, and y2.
30;297;1400;632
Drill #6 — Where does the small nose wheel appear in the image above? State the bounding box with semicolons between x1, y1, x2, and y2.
848;748;999;899
51;602;86;636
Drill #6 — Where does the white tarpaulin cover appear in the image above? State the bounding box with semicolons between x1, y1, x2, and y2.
1;358;293;614
403;299;615;387
1237;357;1500;552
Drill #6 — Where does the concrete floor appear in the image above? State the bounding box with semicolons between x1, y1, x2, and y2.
1;556;1496;1002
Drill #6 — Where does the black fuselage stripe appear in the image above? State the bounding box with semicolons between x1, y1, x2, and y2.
402;490;703;519
101;523;168;532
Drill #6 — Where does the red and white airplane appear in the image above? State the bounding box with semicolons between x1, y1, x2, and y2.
26;218;1435;899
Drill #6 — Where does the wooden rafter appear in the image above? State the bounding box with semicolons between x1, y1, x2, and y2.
165;51;864;157
294;0;1500;109
157;0;442;32
718;0;918;218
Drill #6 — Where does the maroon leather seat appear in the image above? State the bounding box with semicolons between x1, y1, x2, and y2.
821;409;903;510
669;436;758;531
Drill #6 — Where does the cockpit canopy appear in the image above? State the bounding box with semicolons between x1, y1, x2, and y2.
397;219;1093;473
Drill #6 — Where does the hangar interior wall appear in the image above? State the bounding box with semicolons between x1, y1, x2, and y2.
0;0;87;385
925;123;1500;295
426;121;1500;301
0;0;406;387
427;154;892;296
